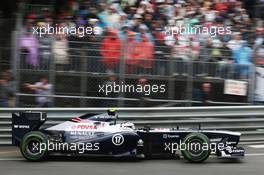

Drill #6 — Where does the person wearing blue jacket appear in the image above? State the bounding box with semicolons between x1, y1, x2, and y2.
232;41;253;78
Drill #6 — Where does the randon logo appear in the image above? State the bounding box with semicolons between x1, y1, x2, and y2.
112;134;124;146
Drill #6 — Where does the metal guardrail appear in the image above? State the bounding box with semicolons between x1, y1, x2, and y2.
16;93;250;105
13;28;255;107
0;106;264;145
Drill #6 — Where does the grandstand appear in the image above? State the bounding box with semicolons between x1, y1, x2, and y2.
0;0;264;107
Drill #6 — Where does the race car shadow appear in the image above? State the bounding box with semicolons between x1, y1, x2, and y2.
177;157;244;164
44;154;183;162
46;156;144;162
17;156;244;164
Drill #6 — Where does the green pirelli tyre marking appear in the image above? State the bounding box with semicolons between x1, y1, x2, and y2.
181;132;211;163
20;131;48;161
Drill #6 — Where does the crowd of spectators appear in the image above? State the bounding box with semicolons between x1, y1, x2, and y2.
18;0;264;78
4;0;264;107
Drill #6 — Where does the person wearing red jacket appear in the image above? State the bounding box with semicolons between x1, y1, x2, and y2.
100;30;121;72
214;1;228;13
124;31;139;74
138;35;154;74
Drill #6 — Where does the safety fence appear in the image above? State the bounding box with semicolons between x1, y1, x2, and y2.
0;2;260;107
12;28;255;107
0;106;264;145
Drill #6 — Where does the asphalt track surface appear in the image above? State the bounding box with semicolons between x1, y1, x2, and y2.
0;145;264;175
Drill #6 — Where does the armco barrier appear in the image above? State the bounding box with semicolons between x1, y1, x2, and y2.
0;106;264;145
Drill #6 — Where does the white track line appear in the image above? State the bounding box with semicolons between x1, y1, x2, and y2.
0;158;24;161
245;153;264;156
248;145;264;149
0;151;20;155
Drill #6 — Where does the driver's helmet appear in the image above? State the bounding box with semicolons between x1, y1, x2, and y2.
106;109;118;123
107;109;116;116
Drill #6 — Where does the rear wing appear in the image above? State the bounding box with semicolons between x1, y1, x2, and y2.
12;111;47;146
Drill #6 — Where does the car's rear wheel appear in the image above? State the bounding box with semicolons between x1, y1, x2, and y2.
20;131;48;161
181;133;211;163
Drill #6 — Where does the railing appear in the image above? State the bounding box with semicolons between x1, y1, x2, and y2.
0;106;264;145
3;2;256;107
14;50;254;107
13;32;254;107
17;51;253;79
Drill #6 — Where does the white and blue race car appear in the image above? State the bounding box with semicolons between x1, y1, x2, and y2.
12;109;245;162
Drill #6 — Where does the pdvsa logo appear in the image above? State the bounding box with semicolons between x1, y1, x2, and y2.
112;134;124;146
71;125;97;130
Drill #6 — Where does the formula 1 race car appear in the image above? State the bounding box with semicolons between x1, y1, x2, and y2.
12;110;245;162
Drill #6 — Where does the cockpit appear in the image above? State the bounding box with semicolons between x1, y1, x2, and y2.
75;109;118;124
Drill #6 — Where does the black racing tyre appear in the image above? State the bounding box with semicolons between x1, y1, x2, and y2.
20;131;48;161
181;132;211;163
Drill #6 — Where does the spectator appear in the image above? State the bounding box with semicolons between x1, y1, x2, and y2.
221;42;232;60
143;12;154;30
24;77;53;107
19;26;39;68
227;33;244;51
119;24;131;41
87;34;101;72
131;14;143;33
0;71;16;107
100;29;121;73
220;42;233;78
137;78;150;107
211;39;223;61
104;4;121;30
52;34;69;70
192;87;203;106
253;28;264;49
135;24;153;43
189;36;200;60
37;22;53;70
253;42;264;65
195;38;210;76
102;75;118;107
138;35;154;74
172;36;191;76
201;82;213;105
68;26;88;71
124;31;139;74
209;38;223;77
232;41;253;78
153;29;170;75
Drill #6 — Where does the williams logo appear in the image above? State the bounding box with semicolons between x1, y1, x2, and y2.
112;134;124;146
13;125;30;129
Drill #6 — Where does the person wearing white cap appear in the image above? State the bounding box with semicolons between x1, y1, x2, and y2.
104;4;121;30
227;32;245;51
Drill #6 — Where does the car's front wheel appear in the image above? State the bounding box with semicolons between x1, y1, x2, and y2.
20;131;48;161
181;132;211;163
